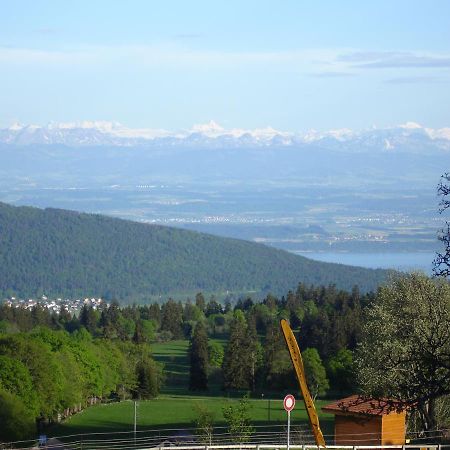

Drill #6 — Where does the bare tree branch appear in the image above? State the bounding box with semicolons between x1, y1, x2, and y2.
433;174;450;277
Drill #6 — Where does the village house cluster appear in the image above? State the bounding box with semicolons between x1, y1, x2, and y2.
2;296;108;315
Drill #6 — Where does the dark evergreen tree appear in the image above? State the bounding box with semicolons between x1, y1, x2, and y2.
148;303;161;325
286;290;302;328
205;297;222;316
135;358;160;399
195;292;206;312
160;299;183;339
264;293;278;311
31;305;51;328
189;322;209;390
245;315;262;390
132;320;147;344
79;305;98;334
223;299;232;313
99;308;115;339
222;311;251;390
263;320;296;390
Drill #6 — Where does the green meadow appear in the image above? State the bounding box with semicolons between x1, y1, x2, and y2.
50;395;334;437
50;339;334;439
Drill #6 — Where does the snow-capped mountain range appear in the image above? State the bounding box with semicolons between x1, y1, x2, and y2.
1;120;450;151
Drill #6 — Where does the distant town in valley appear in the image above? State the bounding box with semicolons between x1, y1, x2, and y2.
3;296;108;315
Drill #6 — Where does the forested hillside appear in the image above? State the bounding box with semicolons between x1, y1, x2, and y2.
0;202;389;299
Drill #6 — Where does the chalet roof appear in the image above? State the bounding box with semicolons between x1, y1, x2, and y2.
322;395;404;417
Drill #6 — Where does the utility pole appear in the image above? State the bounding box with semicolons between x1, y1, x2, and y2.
134;400;137;448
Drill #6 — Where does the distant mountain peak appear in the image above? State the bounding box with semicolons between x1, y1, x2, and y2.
399;121;423;130
0;120;449;150
8;121;24;131
46;120;123;132
190;120;225;137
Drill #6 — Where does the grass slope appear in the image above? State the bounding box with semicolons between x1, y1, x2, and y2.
0;202;390;300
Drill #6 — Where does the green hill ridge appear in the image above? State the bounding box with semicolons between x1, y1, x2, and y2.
0;202;389;300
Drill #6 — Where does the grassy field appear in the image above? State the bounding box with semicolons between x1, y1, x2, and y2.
152;339;228;395
50;395;334;437
151;340;190;394
49;339;334;439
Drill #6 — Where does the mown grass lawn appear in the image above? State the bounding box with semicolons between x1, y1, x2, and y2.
50;395;334;438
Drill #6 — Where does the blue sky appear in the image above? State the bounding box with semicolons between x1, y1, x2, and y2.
1;0;449;131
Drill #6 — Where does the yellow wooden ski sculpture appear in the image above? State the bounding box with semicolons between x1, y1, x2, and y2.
280;319;326;448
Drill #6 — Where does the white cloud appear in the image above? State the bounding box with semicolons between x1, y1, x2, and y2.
7;44;447;74
0;43;342;71
0;46;94;65
338;50;450;69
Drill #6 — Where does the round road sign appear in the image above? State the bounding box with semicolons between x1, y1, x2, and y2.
283;394;296;412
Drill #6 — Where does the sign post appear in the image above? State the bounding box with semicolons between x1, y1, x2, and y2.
284;394;296;450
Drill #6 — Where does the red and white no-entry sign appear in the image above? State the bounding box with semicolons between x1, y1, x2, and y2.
283;394;296;412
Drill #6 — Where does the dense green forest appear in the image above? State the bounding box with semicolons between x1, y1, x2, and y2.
0;320;162;441
0;282;368;441
0;202;389;300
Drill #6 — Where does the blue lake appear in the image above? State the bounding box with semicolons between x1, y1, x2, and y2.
296;252;436;274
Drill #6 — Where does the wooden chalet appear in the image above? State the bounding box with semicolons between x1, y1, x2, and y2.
322;395;406;446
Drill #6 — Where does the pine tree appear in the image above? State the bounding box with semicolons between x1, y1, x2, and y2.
79;305;98;334
148;303;161;325
136;358;160;399
189;322;209;390
160;299;183;339
195;292;206;312
263;320;295;390
222;311;251;390
245;315;262;390
133;320;146;344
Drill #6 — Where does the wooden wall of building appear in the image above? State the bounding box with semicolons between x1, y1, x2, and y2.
334;415;382;445
381;411;406;445
333;412;406;446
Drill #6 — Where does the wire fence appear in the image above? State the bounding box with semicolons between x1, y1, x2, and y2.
2;424;450;450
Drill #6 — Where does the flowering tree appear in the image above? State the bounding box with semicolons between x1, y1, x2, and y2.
355;273;450;432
